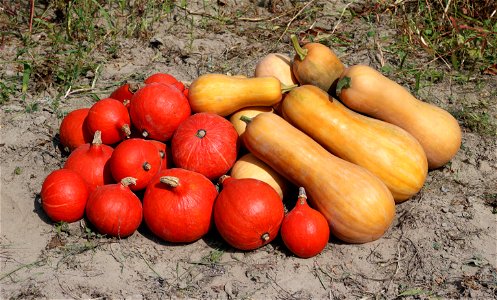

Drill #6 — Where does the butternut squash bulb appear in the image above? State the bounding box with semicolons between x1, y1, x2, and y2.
336;65;461;169
282;85;427;202
242;112;395;243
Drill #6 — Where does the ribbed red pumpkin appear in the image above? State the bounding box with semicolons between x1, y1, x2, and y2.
85;177;142;238
280;187;330;258
213;176;284;251
63;131;114;193
143;168;218;243
171;112;238;181
86;98;131;145
129;83;191;141
109;138;162;191
41;169;89;223
59;108;92;152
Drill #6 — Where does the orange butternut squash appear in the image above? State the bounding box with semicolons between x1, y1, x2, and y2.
291;35;345;93
188;74;283;116
336;65;461;169
242;112;395;243
282;85;427;202
229;106;274;139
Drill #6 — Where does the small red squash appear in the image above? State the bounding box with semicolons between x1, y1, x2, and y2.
41;169;89;223
280;187;330;258
110;83;135;108
143;168;218;243
213;176;284;251
147;140;170;170
63;131;114;193
144;73;185;91
109;138;162;191
129;83;191;141
171;112;238;181
86;98;131;145
58;108;92;152
85;177;143;238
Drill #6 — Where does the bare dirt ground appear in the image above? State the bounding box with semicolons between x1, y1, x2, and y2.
1;1;496;299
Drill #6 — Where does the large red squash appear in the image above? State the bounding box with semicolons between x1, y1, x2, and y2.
143;168;218;243
171;112;238;181
213;176;284;251
129;83;191;141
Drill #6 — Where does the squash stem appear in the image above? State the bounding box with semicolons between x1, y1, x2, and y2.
298;187;307;205
239;115;252;124
121;177;137;187
142;162;151;171
281;83;298;94
92;130;102;145
160;176;179;187
122;124;131;138
196;129;207;138
335;76;351;96
261;233;270;242
291;34;308;61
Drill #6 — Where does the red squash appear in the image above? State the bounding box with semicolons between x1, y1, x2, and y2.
147;140;170;171
144;73;185;91
86;98;131;145
171;112;238;181
85;177;143;238
213;176;284;251
129;83;191;141
110;83;134;108
41;169;89;223
109;138;162;191
143;168;218;243
59;108;92;152
63;131;114;193
280;187;330;258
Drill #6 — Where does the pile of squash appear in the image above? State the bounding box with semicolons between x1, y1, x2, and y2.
40;34;461;258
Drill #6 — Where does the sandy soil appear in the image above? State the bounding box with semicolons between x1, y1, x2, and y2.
1;1;496;299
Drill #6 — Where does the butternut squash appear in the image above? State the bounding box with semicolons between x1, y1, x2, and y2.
229;106;274;138
230;153;290;200
282;85;427;202
242;112;395;243
291;35;345;93
188;74;283;116
254;53;298;86
336;65;461;169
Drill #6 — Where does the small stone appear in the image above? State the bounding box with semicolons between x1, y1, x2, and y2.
440;185;449;193
441;207;449;213
441;222;448;227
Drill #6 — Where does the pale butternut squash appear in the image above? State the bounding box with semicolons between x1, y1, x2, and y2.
282;85;427;202
254;53;298;86
230;153;290;200
336;65;461;169
242;112;396;243
188;74;283;116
